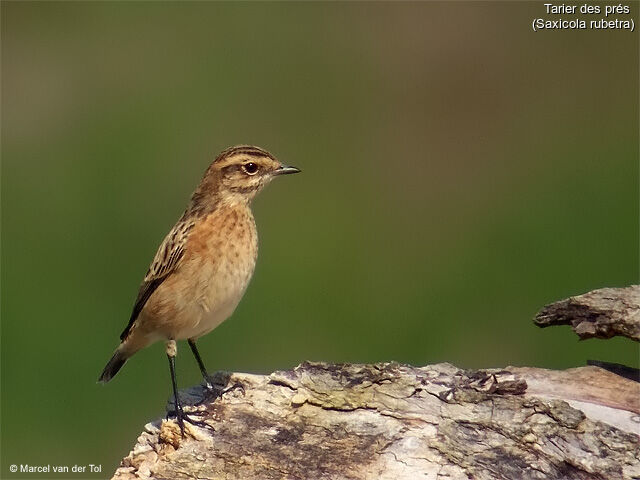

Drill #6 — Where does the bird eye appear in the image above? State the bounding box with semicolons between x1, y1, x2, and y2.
242;162;259;175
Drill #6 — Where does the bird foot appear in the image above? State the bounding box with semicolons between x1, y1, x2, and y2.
167;406;214;437
203;379;245;397
201;372;245;398
202;371;232;391
221;381;245;396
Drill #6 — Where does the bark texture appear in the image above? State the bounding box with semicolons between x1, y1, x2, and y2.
112;362;640;480
534;285;640;341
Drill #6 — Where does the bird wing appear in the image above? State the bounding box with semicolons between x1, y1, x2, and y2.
120;214;196;341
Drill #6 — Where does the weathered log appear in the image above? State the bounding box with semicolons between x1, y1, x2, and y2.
534;285;640;341
111;362;640;480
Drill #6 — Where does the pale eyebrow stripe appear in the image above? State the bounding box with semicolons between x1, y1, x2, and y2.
215;145;275;165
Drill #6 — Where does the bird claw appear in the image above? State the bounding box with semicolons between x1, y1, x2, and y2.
201;375;245;398
221;381;245;396
202;371;232;390
167;406;214;437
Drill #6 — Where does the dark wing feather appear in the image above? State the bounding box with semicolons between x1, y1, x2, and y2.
120;215;195;341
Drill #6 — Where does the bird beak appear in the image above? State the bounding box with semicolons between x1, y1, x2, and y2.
274;165;301;176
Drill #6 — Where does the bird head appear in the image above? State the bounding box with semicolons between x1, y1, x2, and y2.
189;145;300;212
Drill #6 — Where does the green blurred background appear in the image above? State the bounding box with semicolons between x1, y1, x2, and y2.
2;1;638;478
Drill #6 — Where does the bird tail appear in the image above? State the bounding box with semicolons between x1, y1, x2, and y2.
98;347;128;383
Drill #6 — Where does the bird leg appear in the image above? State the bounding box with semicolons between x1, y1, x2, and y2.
188;338;246;397
188;339;214;389
166;340;211;437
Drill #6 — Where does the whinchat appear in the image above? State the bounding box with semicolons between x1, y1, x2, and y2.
99;145;300;435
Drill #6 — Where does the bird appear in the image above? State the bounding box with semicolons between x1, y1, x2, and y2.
98;145;300;435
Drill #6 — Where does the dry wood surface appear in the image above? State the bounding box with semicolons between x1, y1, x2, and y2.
111;286;640;480
112;362;639;480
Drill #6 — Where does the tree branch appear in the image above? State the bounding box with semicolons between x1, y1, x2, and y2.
534;285;640;341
